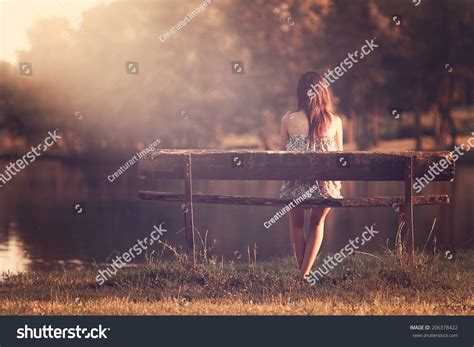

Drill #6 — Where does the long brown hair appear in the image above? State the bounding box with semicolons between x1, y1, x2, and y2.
296;71;334;142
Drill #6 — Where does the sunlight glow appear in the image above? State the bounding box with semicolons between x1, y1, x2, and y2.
0;224;30;273
0;0;108;63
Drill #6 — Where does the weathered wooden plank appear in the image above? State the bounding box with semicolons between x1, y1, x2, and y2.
138;150;455;181
138;191;450;207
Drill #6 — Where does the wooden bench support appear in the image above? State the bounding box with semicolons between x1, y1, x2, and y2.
183;154;196;266
138;191;449;208
404;156;415;263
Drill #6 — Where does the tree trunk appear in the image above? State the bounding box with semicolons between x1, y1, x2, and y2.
446;109;457;148
415;107;422;150
372;111;380;146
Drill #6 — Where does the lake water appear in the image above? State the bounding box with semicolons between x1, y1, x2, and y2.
0;159;472;273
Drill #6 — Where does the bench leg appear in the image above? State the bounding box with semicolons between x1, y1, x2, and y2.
183;154;196;266
404;156;415;264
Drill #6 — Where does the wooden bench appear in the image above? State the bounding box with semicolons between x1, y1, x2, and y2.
138;150;455;265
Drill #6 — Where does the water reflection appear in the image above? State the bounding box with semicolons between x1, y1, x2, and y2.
0;159;472;274
0;222;30;273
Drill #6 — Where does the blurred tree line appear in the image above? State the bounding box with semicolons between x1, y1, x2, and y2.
0;0;473;160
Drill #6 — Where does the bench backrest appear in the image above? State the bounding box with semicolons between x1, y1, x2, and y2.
138;150;454;181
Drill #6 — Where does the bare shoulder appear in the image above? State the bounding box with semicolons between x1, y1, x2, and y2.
284;111;305;122
281;111;296;125
332;114;343;128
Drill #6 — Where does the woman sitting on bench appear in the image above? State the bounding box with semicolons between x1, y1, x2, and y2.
279;71;343;279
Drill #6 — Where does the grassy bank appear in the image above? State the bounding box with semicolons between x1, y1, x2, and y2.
0;250;472;315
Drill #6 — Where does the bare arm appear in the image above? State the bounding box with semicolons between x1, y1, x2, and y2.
280;115;289;150
335;116;343;151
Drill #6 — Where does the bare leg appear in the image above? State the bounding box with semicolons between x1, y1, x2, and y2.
300;207;331;277
289;207;305;270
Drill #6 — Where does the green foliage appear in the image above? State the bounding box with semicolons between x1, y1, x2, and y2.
0;0;473;156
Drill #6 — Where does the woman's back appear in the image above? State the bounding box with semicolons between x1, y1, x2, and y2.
284;110;339;138
279;109;343;200
282;110;342;152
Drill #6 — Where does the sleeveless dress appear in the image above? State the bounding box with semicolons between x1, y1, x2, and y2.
279;134;343;200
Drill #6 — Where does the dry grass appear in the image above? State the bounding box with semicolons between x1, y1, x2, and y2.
2;298;470;316
0;250;472;315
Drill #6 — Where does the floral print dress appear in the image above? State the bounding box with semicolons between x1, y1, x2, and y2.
279;134;343;199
